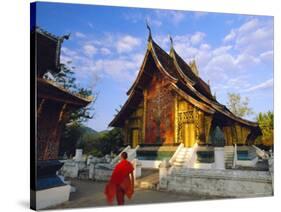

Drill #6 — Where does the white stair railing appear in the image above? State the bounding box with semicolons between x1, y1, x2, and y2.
110;145;131;165
232;144;237;169
128;145;140;162
252;145;269;159
188;143;198;168
110;145;140;166
169;143;184;165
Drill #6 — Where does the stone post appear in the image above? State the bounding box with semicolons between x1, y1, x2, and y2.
133;159;142;180
158;160;171;189
268;153;274;193
89;161;95;180
214;147;225;170
74;149;83;161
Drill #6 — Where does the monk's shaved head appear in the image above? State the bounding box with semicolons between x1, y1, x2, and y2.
121;152;128;159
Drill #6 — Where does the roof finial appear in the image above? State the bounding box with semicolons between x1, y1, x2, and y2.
62;33;71;41
169;34;174;49
146;19;152;40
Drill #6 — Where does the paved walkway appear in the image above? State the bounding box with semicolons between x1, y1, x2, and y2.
51;179;226;209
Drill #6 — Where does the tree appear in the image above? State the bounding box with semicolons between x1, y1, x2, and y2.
53;61;98;157
226;92;253;117
75;127;124;157
256;111;274;147
53;62;97;124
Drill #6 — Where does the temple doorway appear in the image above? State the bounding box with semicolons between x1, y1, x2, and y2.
183;123;195;147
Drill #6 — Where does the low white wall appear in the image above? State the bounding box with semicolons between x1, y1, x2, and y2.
236;157;258;167
33;185;71;209
193;162;215;169
61;160;87;178
162;168;272;197
93;168;113;181
140;160;162;169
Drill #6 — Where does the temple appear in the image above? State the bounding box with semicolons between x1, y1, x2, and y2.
31;27;92;209
109;29;261;153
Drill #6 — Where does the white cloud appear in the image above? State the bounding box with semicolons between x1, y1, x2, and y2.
83;44;97;57
190;32;205;46
100;47;111;55
212;45;232;56
116;35;141;53
260;50;273;62
223;30;236;42
234;53;260;68
154;10;186;25
244;78;273;92
93;54;143;82
75;32;86;38
238;18;259;34
224;18;273;55
199;43;211;51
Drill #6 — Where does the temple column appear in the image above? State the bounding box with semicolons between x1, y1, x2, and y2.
198;111;206;145
204;115;213;144
174;94;178;143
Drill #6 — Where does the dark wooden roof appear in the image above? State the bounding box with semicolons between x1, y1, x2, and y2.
109;35;259;128
37;78;92;107
31;27;69;77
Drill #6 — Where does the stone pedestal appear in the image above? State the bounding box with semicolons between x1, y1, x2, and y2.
31;184;71;210
31;160;71;210
214;147;225;169
159;160;171;189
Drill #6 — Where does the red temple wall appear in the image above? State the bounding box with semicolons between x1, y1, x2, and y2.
145;70;175;144
37;100;64;160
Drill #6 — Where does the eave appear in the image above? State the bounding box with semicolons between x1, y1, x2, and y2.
37;78;92;107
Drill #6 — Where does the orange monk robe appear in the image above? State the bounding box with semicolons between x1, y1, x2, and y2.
104;159;134;204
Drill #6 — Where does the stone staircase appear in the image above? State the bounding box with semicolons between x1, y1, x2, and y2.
172;147;193;167
248;146;258;159
110;145;139;166
135;168;159;189
224;146;234;169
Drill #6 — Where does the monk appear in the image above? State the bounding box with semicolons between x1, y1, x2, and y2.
104;152;135;205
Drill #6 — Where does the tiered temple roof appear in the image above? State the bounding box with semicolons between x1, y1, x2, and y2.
109;31;259;130
33;27;92;106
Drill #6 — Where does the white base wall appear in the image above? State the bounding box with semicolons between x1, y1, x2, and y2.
33;184;71;210
162;168;272;197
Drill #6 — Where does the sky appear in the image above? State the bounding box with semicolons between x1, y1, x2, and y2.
36;2;274;131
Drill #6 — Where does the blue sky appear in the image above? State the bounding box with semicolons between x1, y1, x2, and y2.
36;2;273;131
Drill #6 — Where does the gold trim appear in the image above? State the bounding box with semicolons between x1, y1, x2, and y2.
142;89;147;143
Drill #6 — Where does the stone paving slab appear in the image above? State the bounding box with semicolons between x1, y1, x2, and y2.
48;179;228;210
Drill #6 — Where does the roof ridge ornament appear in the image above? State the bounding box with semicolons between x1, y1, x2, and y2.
146;19;152;41
61;33;71;41
169;34;174;50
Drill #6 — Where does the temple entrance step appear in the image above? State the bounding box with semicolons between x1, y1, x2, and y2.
135;168;159;190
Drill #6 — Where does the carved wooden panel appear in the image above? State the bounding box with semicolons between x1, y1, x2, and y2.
145;70;174;144
37;100;65;160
